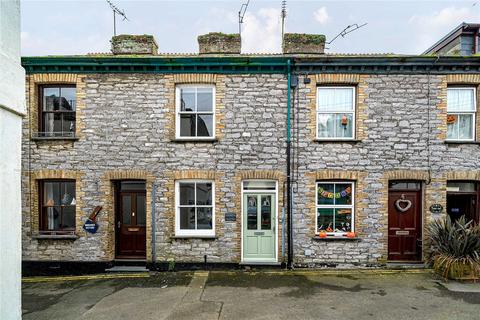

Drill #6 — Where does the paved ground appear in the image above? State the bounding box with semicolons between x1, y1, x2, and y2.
22;270;480;320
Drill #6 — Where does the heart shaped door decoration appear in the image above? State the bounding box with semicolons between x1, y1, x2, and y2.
395;194;412;213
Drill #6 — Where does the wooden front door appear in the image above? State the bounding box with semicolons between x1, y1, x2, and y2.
115;181;146;258
242;193;276;262
388;183;422;261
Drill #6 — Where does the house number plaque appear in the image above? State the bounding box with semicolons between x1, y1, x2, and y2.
429;204;443;214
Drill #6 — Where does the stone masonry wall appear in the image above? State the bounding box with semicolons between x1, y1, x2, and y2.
22;73;288;263
21;72;480;266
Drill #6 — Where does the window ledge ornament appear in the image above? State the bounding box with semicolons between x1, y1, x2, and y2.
313;236;360;241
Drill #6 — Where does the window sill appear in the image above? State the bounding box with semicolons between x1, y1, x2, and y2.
171;235;217;240
170;138;218;143
313;139;361;143
31;136;79;141
32;234;78;240
313;236;360;241
444;141;480;145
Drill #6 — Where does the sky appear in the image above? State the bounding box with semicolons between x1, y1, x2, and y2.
20;0;480;56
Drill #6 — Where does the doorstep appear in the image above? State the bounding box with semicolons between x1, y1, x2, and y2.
105;265;149;273
386;262;427;269
239;261;282;266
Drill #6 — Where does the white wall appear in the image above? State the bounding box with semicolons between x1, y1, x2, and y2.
0;0;25;319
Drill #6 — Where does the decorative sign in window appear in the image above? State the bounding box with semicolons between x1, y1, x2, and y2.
316;182;354;235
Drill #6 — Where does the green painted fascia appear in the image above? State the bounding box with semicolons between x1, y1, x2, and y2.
21;55;480;74
21;56;290;74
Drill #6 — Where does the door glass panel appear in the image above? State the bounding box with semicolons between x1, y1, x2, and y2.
243;181;276;190
247;195;258;230
122;195;131;225
136;195;146;226
447;182;476;192
120;181;145;191
389;182;421;190
261;195;272;230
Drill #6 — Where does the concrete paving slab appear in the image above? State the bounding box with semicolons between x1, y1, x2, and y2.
22;271;480;320
438;280;480;293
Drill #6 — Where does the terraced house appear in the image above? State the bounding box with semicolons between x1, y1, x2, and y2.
21;33;480;274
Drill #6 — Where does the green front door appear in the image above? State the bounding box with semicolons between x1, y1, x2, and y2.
243;193;276;261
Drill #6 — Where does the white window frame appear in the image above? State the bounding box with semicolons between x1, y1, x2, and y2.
316;86;356;140
175;84;216;140
315;181;355;236
446;87;476;142
175;180;215;237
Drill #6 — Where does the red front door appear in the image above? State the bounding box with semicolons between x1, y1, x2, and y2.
115;181;146;258
388;184;422;261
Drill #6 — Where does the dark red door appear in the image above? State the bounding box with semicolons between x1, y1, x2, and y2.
388;189;422;261
116;190;146;258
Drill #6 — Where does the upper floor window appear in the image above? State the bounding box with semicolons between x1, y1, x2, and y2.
175;85;215;139
175;180;215;236
40;180;76;233
317;87;355;140
447;87;476;141
316;181;354;235
39;86;76;137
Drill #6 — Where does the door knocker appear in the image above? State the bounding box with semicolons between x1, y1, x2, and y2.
395;194;412;213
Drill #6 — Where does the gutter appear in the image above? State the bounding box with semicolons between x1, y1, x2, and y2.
286;59;293;269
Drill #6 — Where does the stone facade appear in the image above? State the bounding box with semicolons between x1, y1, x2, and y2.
21;68;480;268
111;35;158;55
283;33;325;54
198;33;241;54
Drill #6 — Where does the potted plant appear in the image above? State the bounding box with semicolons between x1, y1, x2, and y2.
427;216;480;281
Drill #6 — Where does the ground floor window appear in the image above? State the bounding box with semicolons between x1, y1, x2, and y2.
39;180;76;233
447;181;479;224
316;181;354;235
175;180;215;236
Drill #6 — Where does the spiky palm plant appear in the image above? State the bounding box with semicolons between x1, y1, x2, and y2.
427;216;480;280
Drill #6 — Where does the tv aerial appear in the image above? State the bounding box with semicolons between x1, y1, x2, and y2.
238;0;250;36
326;23;368;46
106;0;129;36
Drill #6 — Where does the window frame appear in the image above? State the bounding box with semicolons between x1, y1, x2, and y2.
446;180;480;224
175;84;216;140
316;86;356;140
175;180;215;237
39;179;76;234
315;181;355;236
446;87;477;142
38;84;77;138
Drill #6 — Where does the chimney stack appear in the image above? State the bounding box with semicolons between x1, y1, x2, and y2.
283;33;325;54
198;32;241;54
111;34;158;55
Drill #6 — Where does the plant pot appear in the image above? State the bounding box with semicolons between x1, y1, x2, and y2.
433;256;480;281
